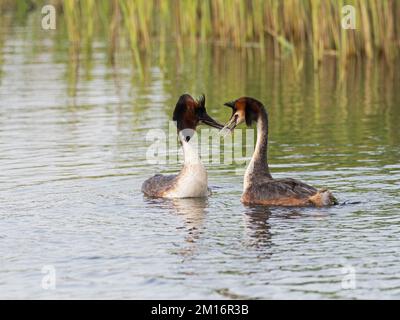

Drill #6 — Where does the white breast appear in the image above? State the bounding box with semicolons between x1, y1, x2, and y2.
164;138;209;198
165;164;208;198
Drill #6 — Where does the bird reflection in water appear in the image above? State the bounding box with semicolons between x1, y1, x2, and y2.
242;205;331;254
144;197;208;259
242;205;273;253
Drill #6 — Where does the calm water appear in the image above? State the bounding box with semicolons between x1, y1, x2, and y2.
1;15;400;299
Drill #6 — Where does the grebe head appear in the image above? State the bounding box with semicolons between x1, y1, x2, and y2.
173;94;223;141
222;97;264;131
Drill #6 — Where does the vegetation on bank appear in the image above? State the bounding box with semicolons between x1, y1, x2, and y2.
0;0;399;70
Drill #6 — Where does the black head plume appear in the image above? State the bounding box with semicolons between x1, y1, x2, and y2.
173;94;190;122
224;100;235;109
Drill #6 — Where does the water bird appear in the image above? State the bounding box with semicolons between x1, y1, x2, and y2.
142;94;223;198
222;97;337;207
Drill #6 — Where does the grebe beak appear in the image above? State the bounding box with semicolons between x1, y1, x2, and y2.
199;112;224;130
219;114;238;136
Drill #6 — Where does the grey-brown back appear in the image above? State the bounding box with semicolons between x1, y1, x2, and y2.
141;174;177;197
244;176;318;203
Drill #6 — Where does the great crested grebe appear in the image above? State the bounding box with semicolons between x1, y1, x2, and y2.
222;97;337;207
142;94;223;198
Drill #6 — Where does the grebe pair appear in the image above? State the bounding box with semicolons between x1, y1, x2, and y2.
142;95;337;207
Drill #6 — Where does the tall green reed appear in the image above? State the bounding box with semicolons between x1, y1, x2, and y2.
1;0;398;70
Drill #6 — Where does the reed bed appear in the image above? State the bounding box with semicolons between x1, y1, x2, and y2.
1;0;399;68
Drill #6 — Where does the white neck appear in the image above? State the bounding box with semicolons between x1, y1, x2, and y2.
243;114;270;191
244;121;261;190
164;137;208;198
182;139;202;165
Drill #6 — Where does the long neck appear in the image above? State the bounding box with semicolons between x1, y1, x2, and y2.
245;108;271;180
177;128;202;166
181;139;202;166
